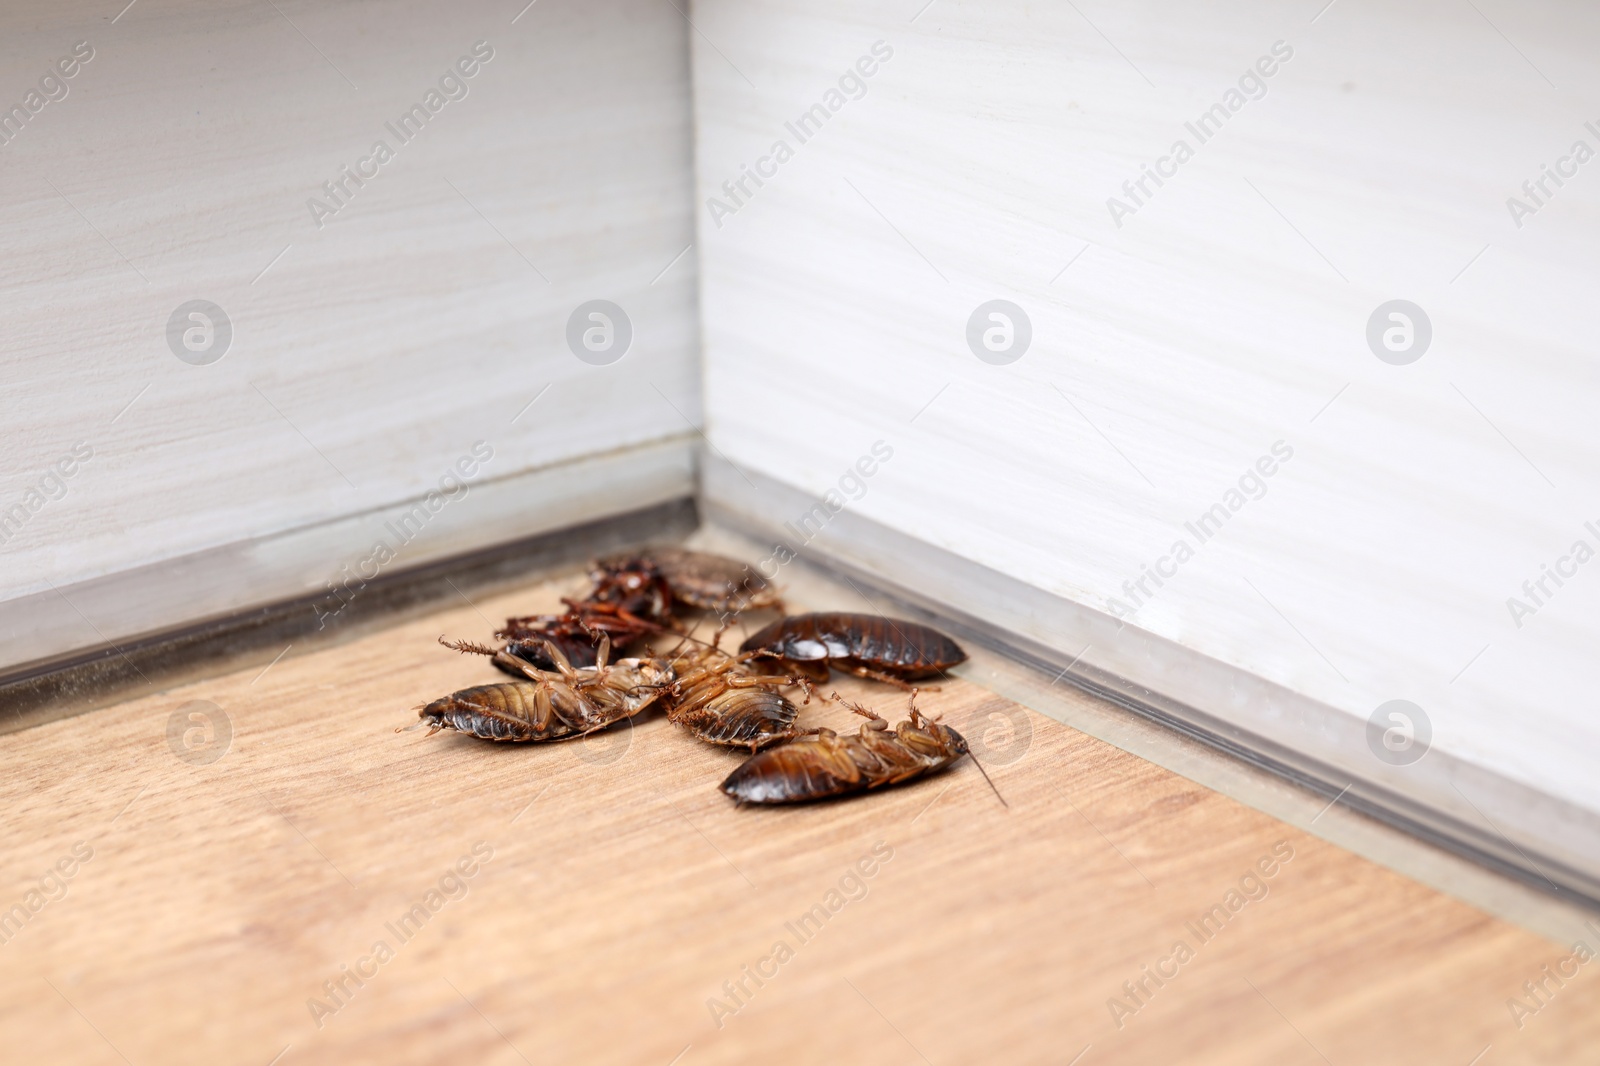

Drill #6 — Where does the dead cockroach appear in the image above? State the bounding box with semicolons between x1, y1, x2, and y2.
595;547;782;616
663;640;813;752
495;599;663;674
718;691;1005;806
584;556;677;623
498;629;602;672
738;612;966;688
417;636;672;742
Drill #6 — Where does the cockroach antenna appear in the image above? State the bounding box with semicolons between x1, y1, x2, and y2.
969;752;1008;809
660;627;726;663
909;687;1007;808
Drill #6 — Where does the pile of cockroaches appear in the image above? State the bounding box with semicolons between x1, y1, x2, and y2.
406;547;1004;806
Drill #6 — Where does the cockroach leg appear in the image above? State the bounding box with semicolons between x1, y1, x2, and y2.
783;657;829;685
541;639;578;677
444;634;556;684
660;630;697;662
571;610;600;643
905;689;931;725
846;662;928;690
439;636;499;657
490;650;548;683
828;691;890;729
724;673;803;688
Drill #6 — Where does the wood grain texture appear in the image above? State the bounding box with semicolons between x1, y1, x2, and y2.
0;0;699;629
690;1;1600;827
2;558;1597;1064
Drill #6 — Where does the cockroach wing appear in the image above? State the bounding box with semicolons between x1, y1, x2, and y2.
738;614;847;662
875;619;967;673
654;547;777;611
720;738;865;804
737;617;793;657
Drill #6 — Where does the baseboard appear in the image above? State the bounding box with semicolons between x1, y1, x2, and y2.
0;438;697;733
701;455;1600;908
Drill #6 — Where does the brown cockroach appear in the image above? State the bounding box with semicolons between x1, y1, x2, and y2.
495;599;664;674
718;691;1005;806
595;547;782;616
417;636;673;742
663;640;813;752
493;548;774;676
738;612;966;688
584;557;677;622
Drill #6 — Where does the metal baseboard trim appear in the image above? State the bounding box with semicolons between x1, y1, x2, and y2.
1;437;699;734
1;436;694;678
700;455;1600;910
1;497;698;736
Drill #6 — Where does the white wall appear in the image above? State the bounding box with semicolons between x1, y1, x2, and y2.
692;1;1600;829
0;0;699;669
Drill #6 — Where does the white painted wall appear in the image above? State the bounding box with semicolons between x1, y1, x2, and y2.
691;1;1600;821
0;0;700;667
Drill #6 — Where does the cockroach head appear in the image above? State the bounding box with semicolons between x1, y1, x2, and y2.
415;696;453;735
635;658;675;687
939;723;969;754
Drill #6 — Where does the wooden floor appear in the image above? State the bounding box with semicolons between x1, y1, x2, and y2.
4;555;1599;1065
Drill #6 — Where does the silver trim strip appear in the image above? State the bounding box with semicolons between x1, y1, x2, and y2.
702;455;1600;905
2;436;696;678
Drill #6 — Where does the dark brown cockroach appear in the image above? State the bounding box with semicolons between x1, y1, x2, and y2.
738;612;966;688
584;557;676;623
418;636;673;742
719;692;1005;806
663;641;813;752
495;599;663;674
498;629;602;672
595;547;782;616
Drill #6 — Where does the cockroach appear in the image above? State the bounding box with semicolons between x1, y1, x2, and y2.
738;612;966;688
418;636;672;742
596;547;782;615
584;557;676;623
718;691;1005;806
495;599;663;674
498;629;602;671
663;641;812;752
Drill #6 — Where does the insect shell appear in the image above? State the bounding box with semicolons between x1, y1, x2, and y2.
419;637;673;743
595;547;782;615
738;612;966;687
664;643;811;752
719;693;969;804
